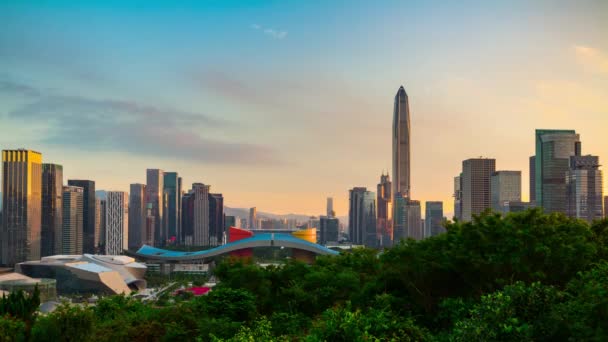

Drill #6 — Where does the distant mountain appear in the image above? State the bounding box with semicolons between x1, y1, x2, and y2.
224;207;348;226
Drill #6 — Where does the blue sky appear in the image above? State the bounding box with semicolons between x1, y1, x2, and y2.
1;0;607;216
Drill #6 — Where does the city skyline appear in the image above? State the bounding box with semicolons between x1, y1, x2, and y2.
1;1;607;217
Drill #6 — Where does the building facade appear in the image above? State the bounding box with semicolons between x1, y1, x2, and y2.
105;191;129;255
1;149;43;266
41;163;63;257
461;158;496;221
208;193;224;246
163;172;180;242
60;186;83;255
326;197;334;217
95;197;106;253
146;169;164;246
249;207;257;229
425;201;444;238
535;129;581;214
67;180;96;253
192;183;210;246
394;195;422;241
453;175;462;220
566;155;603;223
128;184;146;250
392;85;411;199
348;187;377;247
529;156;536;203
377;173;393;247
319;216;339;245
490;171;522;214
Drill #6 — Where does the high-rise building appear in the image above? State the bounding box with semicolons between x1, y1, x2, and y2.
605;196;608;219
163;172;180;242
105;191;128;255
146;169;164;246
225;215;237;230
249;207;257;229
177;177;183;242
1;149;43;266
41;163;63;257
461;158;496;221
453;175;463;220
566;155;603;223
208;193;224;246
377;173;393;247
348;187;376;247
535;129;581;214
128;184;146;250
326;197;334;217
320;216;339;245
95;197;106;253
394;195;422;241
425;201;444;238
392;86;411;199
67;179;96;253
181;192;194;245
529;156;536;203
491;171;522;214
192;183;210;246
60;186;83;255
144;203;155;246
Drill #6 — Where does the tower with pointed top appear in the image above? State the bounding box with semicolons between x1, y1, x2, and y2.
393;86;411;199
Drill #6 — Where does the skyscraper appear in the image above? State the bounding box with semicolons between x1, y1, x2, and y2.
95;197;106;253
60;186;83;255
163;172;180;242
425;201;444;238
249;207;257;229
461;158;496;221
146;169;164;246
319;216;339;245
490;171;522;214
192;183;210;246
392;86;411;199
348;187;376;247
41;163;63;257
1;149;43;266
67;179;96;253
566;155;603;223
377;173;393;247
208;193;224;246
605;196;608;219
326;197;334;217
393;195;422;241
225;215;237;230
105;191;129;255
181;191;194;245
128;184;146;250
535;129;581;214
453;175;463;220
529;156;536;203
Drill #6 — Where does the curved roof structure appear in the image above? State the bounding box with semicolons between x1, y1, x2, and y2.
132;233;339;261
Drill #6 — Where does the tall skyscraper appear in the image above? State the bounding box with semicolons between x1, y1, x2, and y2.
249;207;257;229
208;193;224;246
393;195;422;241
1;149;43;266
41;163;63;257
605;196;608;219
348;187;376;247
392;86;411;199
67;179;96;253
566;155;603;223
461;158;496;221
60;186;83;255
425;201;444;238
189;183;210;246
95;197;106;253
326;197;334;217
163;172;180;242
181;191;194;245
453;175;463;220
535;129;581;214
529;156;536;203
490;171;522;214
105;191;129;255
146;169;164;246
320;216;339;245
377;173;393;247
128;184;146;250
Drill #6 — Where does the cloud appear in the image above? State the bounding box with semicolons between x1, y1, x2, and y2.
573;45;608;74
250;24;288;40
0;78;280;165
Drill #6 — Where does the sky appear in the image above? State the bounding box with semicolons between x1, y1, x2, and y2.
1;0;607;217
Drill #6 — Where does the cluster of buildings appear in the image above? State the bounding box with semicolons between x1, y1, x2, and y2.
0;151;227;267
346;87;607;249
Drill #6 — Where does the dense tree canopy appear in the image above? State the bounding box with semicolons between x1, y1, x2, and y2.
2;209;608;341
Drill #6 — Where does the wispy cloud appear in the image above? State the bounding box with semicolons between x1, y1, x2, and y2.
573;45;608;74
0;78;280;165
251;23;288;40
